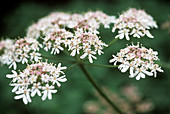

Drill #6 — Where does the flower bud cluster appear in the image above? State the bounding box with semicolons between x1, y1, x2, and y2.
109;43;163;80
112;8;158;40
6;61;67;104
7;38;43;70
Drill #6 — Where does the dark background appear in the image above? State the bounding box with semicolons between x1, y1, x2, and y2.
0;0;170;114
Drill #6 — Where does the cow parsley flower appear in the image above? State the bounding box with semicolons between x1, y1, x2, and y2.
109;43;163;80
112;8;158;40
31;11;115;63
6;61;67;104
6;37;42;70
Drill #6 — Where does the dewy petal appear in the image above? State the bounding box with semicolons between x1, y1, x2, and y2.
109;58;115;63
112;27;116;33
153;70;157;77
31;90;37;97
136;73;141;80
42;90;47;101
48;92;52;100
26;92;32;103
146;30;154;38
14;94;23;100
119;33;124;39
58;76;67;82
143;70;153;76
56;81;61;87
125;33;130;40
136;72;145;80
23;95;28;105
50;90;57;94
12;86;19;93
130;67;134;75
80;53;88;59
37;89;41;96
140;72;146;79
70;49;76;56
6;74;15;78
129;71;139;78
121;66;129;73
89;55;93;63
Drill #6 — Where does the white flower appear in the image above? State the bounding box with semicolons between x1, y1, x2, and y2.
31;83;42;97
23;45;30;53
8;59;17;70
51;75;67;87
44;41;52;51
70;45;82;56
130;67;153;80
80;49;97;63
151;64;164;77
118;61;130;73
30;52;42;62
14;88;31;105
56;63;67;74
6;70;19;82
51;44;64;55
115;29;130;40
130;29;144;38
29;75;37;84
41;74;49;83
42;84;57;101
21;53;29;64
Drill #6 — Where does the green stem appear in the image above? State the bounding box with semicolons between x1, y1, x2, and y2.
104;38;118;51
83;63;118;68
64;63;77;73
42;55;76;63
108;38;118;47
78;63;125;114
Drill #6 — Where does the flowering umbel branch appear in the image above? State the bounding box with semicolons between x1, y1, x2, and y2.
0;8;164;114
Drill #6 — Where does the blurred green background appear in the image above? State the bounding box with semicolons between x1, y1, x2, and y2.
0;0;170;114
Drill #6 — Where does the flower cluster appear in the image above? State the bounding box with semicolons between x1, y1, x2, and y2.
109;43;163;80
43;28;108;63
0;39;14;65
6;61;67;104
27;11;115;63
6;37;42;70
112;8;158;40
27;11;115;39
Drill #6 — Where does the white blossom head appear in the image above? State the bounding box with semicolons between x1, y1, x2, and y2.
26;11;115;39
112;8;158;40
7;37;43;70
6;61;67;104
34;11;115;63
109;43;163;80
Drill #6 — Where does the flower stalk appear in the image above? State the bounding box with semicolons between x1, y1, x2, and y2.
78;62;125;114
